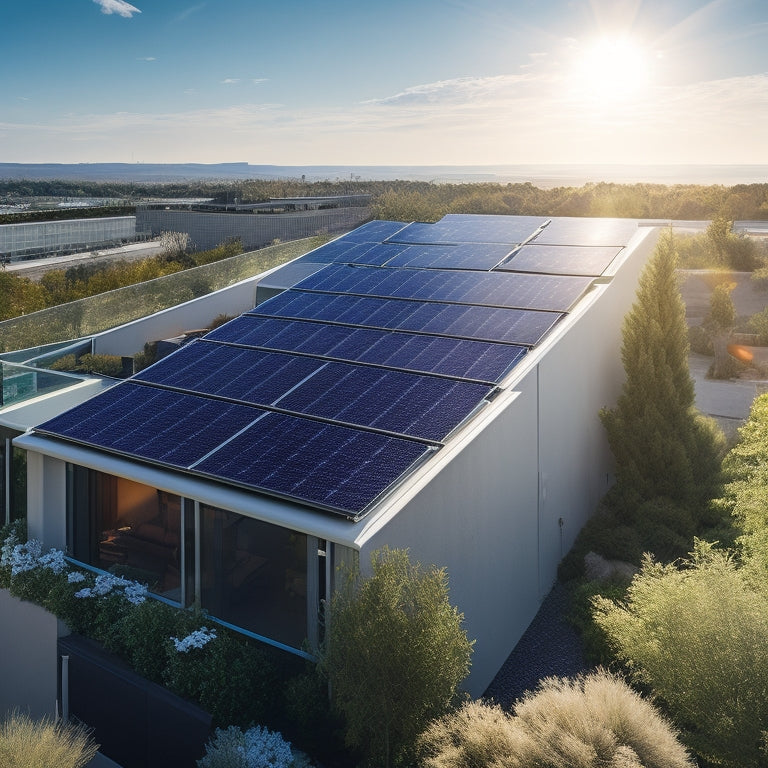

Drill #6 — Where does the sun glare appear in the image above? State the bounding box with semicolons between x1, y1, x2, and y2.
571;36;650;102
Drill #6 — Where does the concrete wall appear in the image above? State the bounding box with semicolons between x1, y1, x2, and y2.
0;590;59;719
91;278;260;358
358;380;542;696
357;228;659;696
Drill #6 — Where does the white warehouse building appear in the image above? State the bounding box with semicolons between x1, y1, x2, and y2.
8;213;657;696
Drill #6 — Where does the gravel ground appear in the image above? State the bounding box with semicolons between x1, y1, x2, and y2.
482;581;590;708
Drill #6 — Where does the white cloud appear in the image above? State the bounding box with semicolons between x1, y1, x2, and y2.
222;78;241;85
252;78;268;85
137;56;156;62
93;0;141;18
362;74;537;107
2;71;767;165
175;3;206;23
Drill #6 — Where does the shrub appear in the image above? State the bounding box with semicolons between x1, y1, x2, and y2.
593;541;768;767
197;724;309;768
687;324;714;355
320;547;473;768
416;669;695;768
0;711;98;768
281;670;347;763
104;598;200;682
567;580;629;665
164;627;278;728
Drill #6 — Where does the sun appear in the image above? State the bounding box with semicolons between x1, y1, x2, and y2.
570;35;651;102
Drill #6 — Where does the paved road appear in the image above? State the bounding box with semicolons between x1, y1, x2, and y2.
689;352;768;436
5;241;164;281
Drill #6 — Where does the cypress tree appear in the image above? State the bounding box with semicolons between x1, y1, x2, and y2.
600;230;725;512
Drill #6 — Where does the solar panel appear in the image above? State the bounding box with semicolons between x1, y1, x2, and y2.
252;290;562;345
293;263;593;311
37;383;261;468
385;242;513;271
275;364;492;441
531;217;638;246
497;244;623;276
135;339;492;440
135;341;324;404
339;220;409;243
388;215;547;244
38;380;432;518
194;412;432;518
206;316;527;382
297;238;363;264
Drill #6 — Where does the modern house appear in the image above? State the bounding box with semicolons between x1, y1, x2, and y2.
6;213;657;696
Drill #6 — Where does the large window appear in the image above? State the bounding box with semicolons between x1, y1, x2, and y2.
68;466;182;602
66;466;319;652
200;505;308;649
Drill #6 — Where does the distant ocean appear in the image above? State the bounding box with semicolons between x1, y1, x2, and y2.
1;162;766;188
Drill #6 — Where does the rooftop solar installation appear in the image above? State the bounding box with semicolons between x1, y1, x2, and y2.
497;244;623;276
206;316;527;383
293;263;593;312
35;213;619;520
134;340;493;442
37;382;432;518
193;413;432;517
251;290;563;346
529;217;638;247
339;219;408;243
385;242;514;271
388;215;547;245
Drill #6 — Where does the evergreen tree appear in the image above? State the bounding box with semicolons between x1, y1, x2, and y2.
600;231;725;512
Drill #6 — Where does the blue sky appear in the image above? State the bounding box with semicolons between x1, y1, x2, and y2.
2;0;767;165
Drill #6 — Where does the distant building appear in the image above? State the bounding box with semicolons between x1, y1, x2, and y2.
0;216;141;262
136;195;372;252
5;213;657;696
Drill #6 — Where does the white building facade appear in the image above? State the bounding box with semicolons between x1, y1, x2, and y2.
9;215;657;695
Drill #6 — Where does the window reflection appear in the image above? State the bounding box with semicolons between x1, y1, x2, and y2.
69;467;181;601
200;504;307;648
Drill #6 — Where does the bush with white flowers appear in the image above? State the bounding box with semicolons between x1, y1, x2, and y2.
73;572;147;605
197;725;310;768
172;626;217;653
0;524;147;608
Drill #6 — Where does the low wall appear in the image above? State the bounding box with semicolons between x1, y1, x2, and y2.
59;634;212;768
0;589;59;719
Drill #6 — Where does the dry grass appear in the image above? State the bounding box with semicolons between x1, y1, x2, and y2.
417;669;695;768
0;711;98;768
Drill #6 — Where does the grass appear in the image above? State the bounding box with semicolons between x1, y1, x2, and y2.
0;711;98;768
417;669;696;768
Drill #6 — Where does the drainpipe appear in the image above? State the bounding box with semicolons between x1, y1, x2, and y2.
61;655;70;722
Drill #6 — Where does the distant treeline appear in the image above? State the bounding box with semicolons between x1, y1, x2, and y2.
2;179;768;222
0;205;136;226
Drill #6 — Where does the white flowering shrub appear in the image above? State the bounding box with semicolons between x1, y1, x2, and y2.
197;725;308;768
73;572;147;605
0;532;67;578
172;626;217;653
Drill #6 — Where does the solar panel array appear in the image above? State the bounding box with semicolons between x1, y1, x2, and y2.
37;214;638;519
